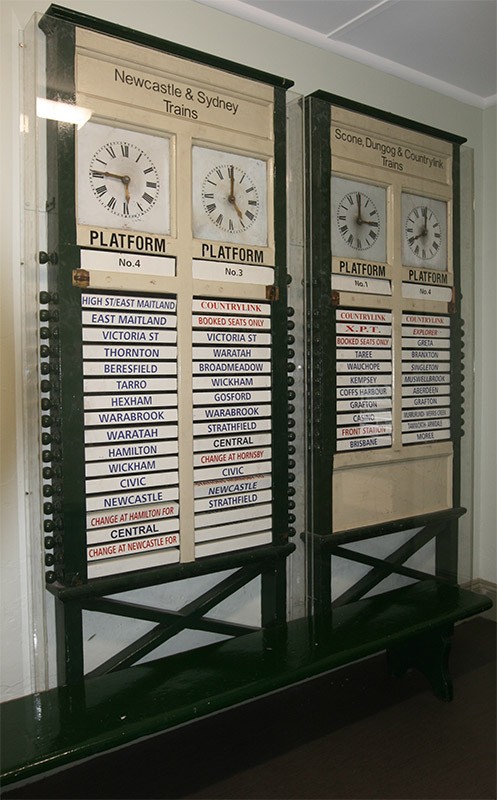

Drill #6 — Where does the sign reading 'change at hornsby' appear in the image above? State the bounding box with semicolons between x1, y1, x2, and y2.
82;291;180;578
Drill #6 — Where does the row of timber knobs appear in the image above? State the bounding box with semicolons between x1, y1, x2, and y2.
39;291;62;584
287;307;296;538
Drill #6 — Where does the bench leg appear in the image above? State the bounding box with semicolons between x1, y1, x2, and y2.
386;624;454;701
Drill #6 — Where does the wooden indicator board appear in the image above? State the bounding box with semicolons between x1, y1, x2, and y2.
38;6;293;585
304;92;466;535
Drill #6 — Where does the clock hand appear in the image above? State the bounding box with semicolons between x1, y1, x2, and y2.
356;192;363;223
227;165;244;220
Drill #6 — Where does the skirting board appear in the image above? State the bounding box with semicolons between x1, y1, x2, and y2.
464;579;497;622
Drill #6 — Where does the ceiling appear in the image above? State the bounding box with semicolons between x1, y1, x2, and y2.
194;0;497;108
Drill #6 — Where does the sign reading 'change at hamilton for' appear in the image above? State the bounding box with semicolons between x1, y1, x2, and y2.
82;291;180;578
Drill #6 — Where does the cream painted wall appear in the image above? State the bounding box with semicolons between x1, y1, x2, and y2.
1;0;495;701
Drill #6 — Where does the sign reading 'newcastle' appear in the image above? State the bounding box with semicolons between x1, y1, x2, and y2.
81;291;180;577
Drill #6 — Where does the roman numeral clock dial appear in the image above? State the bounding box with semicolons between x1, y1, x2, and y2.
192;146;268;246
331;176;387;262
77;122;170;234
402;192;447;270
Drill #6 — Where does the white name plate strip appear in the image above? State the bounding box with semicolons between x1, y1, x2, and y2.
337;435;392;452
337;398;391;412
194;447;271;474
336;361;392;373
87;548;179;579
195;489;271;514
402;408;450;420
193;433;271;453
87;518;180;546
337;423;392;440
86;470;179;495
193;259;274;286
402;429;450;444
194;474;272;499
87;533;179;562
402;385;450;397
84;361;177;377
84;394;177;411
337;374;391;386
192;346;271;361
402;349;450;361
82;310;177;329
401;395;450;408
195;502;272;529
193;330;271;345
192;314;270;331
193;390;271;407
81;249;175;277
337;412;392;426
82;293;177;313
192;375;270;390
402;362;450;373
192;299;270;315
193;403;270;421
193;419;271;437
402;419;450;432
86;485;179;512
402;374;450;385
85;423;178;445
336;323;392;336
336;336;391;348
402;283;452;302
402;327;450;339
337;386;392;399
82;327;177;344
84;377;177;394
84;409;178;427
337;309;392;323
401;314;449;327
85;439;178;462
332;274;391;295
336;349;391;361
194;454;271;484
192;361;270;375
402;337;450;349
83;344;177;361
87;501;179;530
85;455;178;478
195;515;272;541
195;532;272;558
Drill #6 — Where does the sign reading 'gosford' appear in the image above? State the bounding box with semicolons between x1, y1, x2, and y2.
335;309;393;451
192;298;273;556
82;291;180;576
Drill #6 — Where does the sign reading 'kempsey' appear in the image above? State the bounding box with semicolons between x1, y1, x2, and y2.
82;291;180;578
335;308;393;452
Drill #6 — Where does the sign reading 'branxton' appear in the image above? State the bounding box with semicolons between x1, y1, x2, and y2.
82;291;180;578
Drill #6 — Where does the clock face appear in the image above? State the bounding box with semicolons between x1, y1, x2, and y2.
402;193;447;269
192;146;268;246
331;177;387;262
77;122;170;234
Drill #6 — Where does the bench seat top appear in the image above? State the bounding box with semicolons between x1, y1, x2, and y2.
1;579;491;787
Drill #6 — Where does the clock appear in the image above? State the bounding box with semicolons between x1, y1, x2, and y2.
331;176;387;262
402;192;447;269
77;121;171;234
192;146;268;246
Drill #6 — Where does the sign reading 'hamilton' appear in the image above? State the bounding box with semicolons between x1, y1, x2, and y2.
82;291;180;578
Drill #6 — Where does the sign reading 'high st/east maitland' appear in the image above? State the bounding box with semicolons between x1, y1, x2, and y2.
401;313;451;444
335;308;393;452
191;298;273;558
82;291;180;578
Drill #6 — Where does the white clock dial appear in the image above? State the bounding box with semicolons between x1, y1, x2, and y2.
402;193;447;269
77;122;170;235
331;177;387;262
192;146;268;246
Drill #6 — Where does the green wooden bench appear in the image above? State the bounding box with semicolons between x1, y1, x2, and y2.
1;578;491;789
